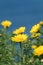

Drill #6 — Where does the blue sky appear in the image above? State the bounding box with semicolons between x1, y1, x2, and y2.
0;0;43;33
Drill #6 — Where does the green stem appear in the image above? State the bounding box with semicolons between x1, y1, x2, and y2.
11;41;15;65
25;55;28;65
20;43;23;65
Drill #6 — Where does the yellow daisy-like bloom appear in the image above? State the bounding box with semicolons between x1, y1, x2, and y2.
39;21;43;25
1;20;12;28
34;46;43;56
13;27;25;34
31;33;41;38
30;24;40;34
31;45;37;49
11;34;28;42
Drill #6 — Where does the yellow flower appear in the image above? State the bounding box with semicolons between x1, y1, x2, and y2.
39;21;43;25
31;45;37;49
30;24;40;34
11;34;28;42
31;33;41;38
1;20;12;28
34;46;43;56
13;27;25;34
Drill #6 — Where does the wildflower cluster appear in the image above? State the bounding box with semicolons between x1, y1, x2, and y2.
0;20;43;65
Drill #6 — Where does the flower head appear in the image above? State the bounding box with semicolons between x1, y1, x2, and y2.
13;27;25;34
39;21;43;25
1;20;12;28
11;34;28;42
33;46;43;56
31;45;37;49
31;33;41;38
30;24;40;34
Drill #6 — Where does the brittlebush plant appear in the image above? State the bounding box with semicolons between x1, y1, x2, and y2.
0;20;18;65
0;20;43;65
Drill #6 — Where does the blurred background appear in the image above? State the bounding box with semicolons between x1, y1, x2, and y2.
0;0;43;33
